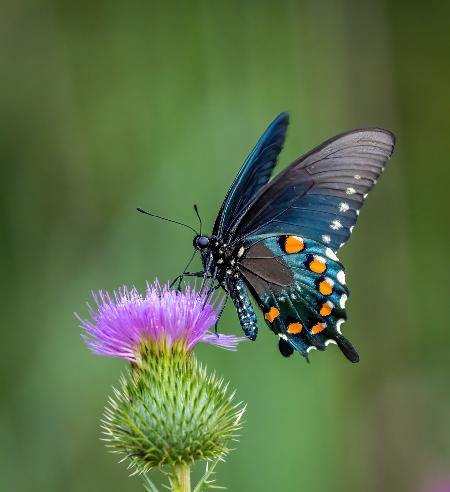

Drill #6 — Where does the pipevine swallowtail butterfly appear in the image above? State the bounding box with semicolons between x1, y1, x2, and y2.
187;113;395;361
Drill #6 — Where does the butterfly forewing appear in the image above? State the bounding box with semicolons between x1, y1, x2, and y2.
213;112;289;238
239;234;358;361
230;129;395;252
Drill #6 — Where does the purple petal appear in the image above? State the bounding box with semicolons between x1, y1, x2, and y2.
76;281;244;361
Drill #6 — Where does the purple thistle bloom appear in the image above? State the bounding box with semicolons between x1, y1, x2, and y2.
77;281;244;361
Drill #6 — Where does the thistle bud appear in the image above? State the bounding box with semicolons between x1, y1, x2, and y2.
77;281;246;490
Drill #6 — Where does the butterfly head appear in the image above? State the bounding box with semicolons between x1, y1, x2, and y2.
193;235;211;250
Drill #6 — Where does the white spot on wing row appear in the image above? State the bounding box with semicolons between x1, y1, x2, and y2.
322;234;331;244
237;246;245;257
346;187;356;195
330;220;342;230
339;202;350;212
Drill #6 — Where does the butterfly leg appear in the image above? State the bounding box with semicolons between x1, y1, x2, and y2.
214;294;229;335
172;249;198;291
170;271;211;290
202;267;220;307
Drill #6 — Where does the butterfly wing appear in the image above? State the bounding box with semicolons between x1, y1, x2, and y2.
229;129;395;252
239;234;358;362
213;112;289;238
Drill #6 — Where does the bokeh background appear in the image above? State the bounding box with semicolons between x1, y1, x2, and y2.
1;1;450;491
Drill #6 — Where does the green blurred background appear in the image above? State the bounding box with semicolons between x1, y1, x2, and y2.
1;0;449;490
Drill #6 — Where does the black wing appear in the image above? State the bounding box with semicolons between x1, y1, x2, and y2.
228;129;395;252
212;112;289;238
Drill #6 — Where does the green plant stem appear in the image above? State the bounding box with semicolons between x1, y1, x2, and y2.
174;464;191;492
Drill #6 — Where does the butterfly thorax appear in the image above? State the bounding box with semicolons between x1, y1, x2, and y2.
193;233;258;340
194;235;242;285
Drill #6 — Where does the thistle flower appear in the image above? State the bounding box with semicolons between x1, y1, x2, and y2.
78;282;242;362
77;281;245;491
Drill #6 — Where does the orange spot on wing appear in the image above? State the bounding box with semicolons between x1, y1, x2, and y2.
284;236;304;254
264;306;280;323
309;256;326;273
311;322;326;334
287;322;303;334
320;301;333;317
319;279;333;295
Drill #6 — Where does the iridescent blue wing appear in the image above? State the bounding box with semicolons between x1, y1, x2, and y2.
212;112;289;237
229;129;395;252
239;234;358;362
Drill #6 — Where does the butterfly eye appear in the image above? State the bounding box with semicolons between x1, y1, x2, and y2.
194;236;210;249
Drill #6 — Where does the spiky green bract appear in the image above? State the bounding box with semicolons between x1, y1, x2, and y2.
102;340;245;476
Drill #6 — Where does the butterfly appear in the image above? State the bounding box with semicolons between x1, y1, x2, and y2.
190;112;395;361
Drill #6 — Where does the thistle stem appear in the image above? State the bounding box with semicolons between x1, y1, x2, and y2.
174;464;191;492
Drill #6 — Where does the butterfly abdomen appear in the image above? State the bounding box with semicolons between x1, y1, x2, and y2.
228;279;258;340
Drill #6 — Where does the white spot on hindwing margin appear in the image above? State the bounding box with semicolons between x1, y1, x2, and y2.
336;319;345;334
322;234;331;244
325;248;339;261
337;270;346;285
339;294;347;308
279;333;288;341
346;187;356;195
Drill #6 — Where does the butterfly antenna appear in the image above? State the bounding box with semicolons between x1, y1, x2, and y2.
193;204;202;236
137;208;198;235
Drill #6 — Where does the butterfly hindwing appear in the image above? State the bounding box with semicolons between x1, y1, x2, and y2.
239;234;359;362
